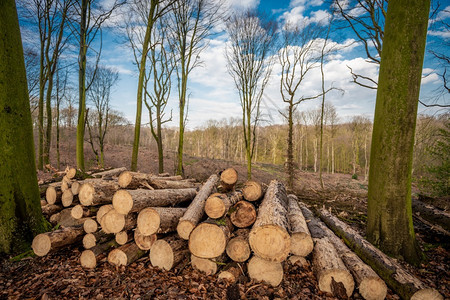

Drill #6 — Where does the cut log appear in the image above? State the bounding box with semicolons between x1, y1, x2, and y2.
218;262;243;283
229;200;257;228
247;256;283;287
92;167;127;178
287;194;314;257
288;255;309;267
71;181;81;196
248;180;290;262
205;191;242;219
101;209;136;234
220;168;238;191
226;229;251;262
107;242;146;266
113;188;197;215
61;176;71;192
49;208;87;227
149;235;188;271
41;204;63;216
242;180;262;201
71;205;98;220
412;199;450;233
61;189;74;207
189;218;233;259
96;204;113;224
177;174;219;240
134;229;157;250
313;238;355;297
32;226;84;256
83;231;114;249
118;171;196;189
137;207;187;236
318;208;443;300
78;180;120;206
190;254;226;275
83;218;98;234
115;231;129;245
65;167;77;179
46;186;62;205
41;200;47;206
80;239;118;268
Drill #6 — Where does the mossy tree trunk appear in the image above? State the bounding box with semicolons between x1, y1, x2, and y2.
0;0;49;254
367;0;430;264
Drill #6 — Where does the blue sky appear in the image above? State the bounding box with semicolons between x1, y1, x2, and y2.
20;0;449;129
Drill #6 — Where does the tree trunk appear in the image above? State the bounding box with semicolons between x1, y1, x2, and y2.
189;218;233;259
249;180;290;262
226;229;250;262
78;180;120;206
247;256;283;287
108;242;146;266
229;200;257;228
32;226;84;256
149;235;188;271
318;208;442;300
177;174;219;239
80;239;118;268
242;180;262;201
49;208;87;227
113;188;196;215
205;191;242;219
287;194;313;257
137;207;187;236
412;199;450;233
220;168;238;191
118;171;196;189
367;0;430;264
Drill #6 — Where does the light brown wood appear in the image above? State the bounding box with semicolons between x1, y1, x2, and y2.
230;200;257;228
218;262;243;283
96;204;113;224
318;208;444;300
71;181;81;196
150;235;188;271
107;242;146;266
78;180;120;206
287;194;314;257
49;208;87;227
118;171;196;189
313;238;355;297
83;218;98;234
113;188;197;215
46;186;62;205
134;229;157;250
205;191;242;219
100;209;131;234
61;189;74;207
247;256;283;287
82;231;114;249
220;168;238;191
71;205;98;220
189;218;233;259
226;229;251;262
137;207;187;236
65;167;77;179
115;231;129;245
177;174;219;240
80;239;118;268
61;176;71;192
288;255;309;267
41;204;63;216
190;254;225;275
242;180;262;201
32;226;84;256
249;180;290;262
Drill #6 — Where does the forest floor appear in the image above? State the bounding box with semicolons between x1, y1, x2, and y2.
0;144;449;299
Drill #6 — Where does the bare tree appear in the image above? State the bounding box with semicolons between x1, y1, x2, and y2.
168;0;222;176
86;66;119;168
55;65;69;169
226;10;277;179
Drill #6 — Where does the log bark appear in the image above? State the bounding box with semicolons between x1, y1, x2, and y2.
49;208;87;227
247;256;283;287
32;226;84;256
312;238;355;297
412;199;450;233
177;174;219;240
249;180;290;262
118;171;196;189
46;185;62;205
318;208;443;300
42;204;63;216
113;188;197;215
115;231;129;245
287;194;313;257
79;180;120;206
190;254;226;275
226;229;250;262
137;207;187;236
242;180;262;201
80;239;118;268
230;200;257;228
83;231;114;249
189;218;233;259
83;218;98;234
92;167;127;178
205;191;242;219
149;235;188;271
134;229;157;250
107;242;146;266
220;168;238;191
218;262;243;283
71;205;99;220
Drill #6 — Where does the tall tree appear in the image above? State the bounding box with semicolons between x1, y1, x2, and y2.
367;0;430;264
168;0;221;176
0;0;48;254
226;10;277;179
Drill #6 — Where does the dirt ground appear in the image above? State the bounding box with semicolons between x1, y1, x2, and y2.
1;144;448;299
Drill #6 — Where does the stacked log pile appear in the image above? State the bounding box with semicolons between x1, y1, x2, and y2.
34;166;443;299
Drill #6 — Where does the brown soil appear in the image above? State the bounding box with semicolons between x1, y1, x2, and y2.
2;144;449;299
